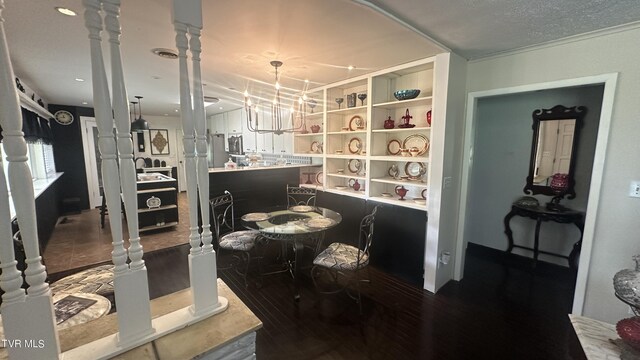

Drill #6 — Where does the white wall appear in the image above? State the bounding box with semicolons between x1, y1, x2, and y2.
466;24;640;323
467;86;603;265
132;115;182;168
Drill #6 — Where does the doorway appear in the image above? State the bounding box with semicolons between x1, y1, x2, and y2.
455;74;617;315
80;116;103;208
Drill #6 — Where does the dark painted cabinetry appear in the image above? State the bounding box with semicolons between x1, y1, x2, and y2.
137;177;179;232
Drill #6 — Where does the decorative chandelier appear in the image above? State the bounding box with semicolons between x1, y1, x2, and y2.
244;61;306;135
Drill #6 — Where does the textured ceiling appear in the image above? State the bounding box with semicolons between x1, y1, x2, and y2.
3;0;640;116
371;0;640;59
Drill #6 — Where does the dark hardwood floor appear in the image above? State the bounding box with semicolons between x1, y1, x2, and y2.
83;243;586;360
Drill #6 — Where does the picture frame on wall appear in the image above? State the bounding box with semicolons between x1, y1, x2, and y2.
149;129;170;155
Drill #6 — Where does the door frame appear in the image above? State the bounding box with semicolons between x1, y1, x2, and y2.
80;116;101;208
454;73;618;315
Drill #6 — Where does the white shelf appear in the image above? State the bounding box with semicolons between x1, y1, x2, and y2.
294;132;323;137
325;154;366;160
368;196;427;211
327;173;366;180
325;188;366;198
19;91;54;119
137;187;177;194
139;221;179;233
370;155;429;162
305;113;323;120
371;127;431;133
326;105;367;115
137;204;178;213
372;96;433;110
293;152;323;157
371;177;427;187
327;130;367;135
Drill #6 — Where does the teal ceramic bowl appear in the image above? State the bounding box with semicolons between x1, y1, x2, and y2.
393;89;421;101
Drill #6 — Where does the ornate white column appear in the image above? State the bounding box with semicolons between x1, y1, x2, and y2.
83;0;154;344
0;0;59;358
173;0;222;316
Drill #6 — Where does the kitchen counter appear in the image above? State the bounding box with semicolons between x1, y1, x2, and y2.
208;163;320;173
136;172;175;183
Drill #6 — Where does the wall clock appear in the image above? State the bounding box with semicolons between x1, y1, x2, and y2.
54;110;74;125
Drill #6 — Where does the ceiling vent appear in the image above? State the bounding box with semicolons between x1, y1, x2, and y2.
203;96;220;104
151;48;178;60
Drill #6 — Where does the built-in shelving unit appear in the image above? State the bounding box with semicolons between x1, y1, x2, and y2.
136;174;179;232
292;57;440;211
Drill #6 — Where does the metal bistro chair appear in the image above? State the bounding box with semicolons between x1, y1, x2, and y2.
287;185;317;207
210;190;262;287
311;206;379;313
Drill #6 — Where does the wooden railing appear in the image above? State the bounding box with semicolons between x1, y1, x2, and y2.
0;0;227;358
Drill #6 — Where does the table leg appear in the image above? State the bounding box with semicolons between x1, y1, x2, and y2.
503;209;517;253
293;240;304;302
533;219;542;267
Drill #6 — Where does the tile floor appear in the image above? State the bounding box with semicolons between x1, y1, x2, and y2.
44;192;191;274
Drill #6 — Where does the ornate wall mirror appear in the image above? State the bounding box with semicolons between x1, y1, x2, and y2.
524;105;587;204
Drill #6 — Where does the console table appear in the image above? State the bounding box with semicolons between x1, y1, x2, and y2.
503;202;584;268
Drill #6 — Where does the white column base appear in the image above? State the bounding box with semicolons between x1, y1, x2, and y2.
1;293;60;360
188;250;220;316
60;297;228;360
112;268;155;345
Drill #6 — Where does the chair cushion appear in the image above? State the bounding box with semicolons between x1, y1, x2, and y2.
219;230;260;251
313;242;369;271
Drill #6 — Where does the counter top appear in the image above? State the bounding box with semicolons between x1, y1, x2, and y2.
9;172;63;220
209;163;320;173
136;172;175;183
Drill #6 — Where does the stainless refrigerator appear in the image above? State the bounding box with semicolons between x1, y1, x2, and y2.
208;133;228;168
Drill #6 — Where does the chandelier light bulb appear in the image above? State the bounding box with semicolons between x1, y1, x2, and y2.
275;82;281;90
302;94;308;101
247;98;252;107
273;98;277;105
298;97;303;105
244;90;249;97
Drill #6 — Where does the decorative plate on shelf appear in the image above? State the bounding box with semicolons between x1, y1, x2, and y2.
405;162;426;180
349;115;365;131
387;139;401;155
348;159;362;173
316;171;323;185
311;141;320;153
289;205;316;213
348;137;362;154
146;196;161;209
381;192;392;198
402;134;429;156
388;164;399;178
242;212;271;222
335;185;349;190
304;217;336;229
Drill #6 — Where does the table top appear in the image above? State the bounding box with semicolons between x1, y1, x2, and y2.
0;292;111;347
241;206;342;235
569;314;621;360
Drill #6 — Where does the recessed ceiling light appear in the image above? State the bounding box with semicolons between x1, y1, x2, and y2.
82;101;88;105
151;48;178;60
174;109;179;112
75;78;84;82
219;107;223;110
347;65;355;71
55;7;76;16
